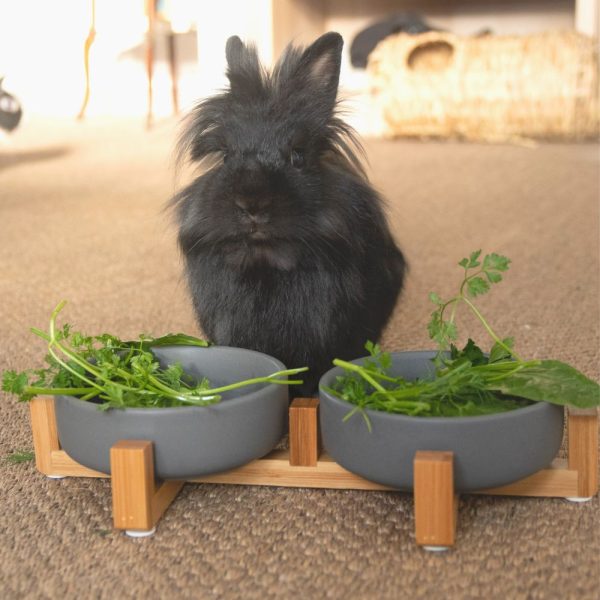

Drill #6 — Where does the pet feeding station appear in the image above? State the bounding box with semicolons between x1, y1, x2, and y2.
29;395;597;550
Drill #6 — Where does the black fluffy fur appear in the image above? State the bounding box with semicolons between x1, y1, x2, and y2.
173;32;406;394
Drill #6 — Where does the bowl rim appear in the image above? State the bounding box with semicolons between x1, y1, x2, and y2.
318;349;559;424
55;345;288;414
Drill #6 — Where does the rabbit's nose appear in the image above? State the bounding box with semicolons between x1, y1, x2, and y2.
235;198;253;214
235;198;269;222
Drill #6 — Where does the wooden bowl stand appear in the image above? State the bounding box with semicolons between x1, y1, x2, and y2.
29;396;598;549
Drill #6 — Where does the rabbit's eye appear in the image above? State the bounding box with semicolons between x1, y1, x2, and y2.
290;149;304;169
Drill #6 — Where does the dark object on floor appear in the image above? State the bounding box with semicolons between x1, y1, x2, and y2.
173;33;406;395
0;78;22;132
350;13;439;68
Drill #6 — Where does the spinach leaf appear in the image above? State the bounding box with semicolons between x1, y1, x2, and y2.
488;360;600;409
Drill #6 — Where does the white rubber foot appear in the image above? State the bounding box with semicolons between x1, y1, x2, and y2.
422;545;450;552
46;475;66;479
125;527;156;538
565;497;593;503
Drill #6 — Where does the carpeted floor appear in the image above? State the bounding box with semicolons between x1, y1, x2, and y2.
0;116;598;599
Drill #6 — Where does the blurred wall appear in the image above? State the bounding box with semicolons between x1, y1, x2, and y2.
0;0;587;120
0;0;199;118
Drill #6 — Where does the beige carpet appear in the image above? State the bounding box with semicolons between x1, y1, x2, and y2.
0;117;598;599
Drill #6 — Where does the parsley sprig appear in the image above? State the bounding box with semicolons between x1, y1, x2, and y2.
2;301;307;409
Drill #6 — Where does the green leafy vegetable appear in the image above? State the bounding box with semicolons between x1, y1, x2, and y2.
328;250;600;426
487;360;600;409
2;301;308;410
326;341;533;429
5;450;35;464
93;529;112;538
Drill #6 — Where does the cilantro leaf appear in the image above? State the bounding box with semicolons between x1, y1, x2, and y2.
459;249;482;270
483;253;510;272
2;370;29;395
485;271;503;283
466;276;490;297
429;292;443;306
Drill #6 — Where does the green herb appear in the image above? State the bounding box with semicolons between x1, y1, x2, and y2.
328;251;600;426
5;450;35;464
93;529;112;538
2;301;308;410
428;249;515;365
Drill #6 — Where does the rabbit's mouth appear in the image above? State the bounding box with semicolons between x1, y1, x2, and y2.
225;232;297;271
249;230;269;241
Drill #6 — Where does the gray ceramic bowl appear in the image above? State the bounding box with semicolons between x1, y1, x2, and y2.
319;351;564;492
54;346;289;479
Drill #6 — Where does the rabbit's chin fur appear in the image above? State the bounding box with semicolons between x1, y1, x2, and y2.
173;32;406;395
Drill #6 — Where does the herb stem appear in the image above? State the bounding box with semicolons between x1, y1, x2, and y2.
461;296;523;361
23;386;95;396
448;298;459;325
30;327;51;341
438;298;458;326
186;367;308;396
46;344;105;392
47;304;170;397
332;358;398;403
460;269;484;296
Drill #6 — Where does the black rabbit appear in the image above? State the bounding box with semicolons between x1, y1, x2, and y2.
173;32;406;395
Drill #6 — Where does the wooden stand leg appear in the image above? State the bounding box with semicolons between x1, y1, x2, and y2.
111;441;184;536
289;398;320;466
29;396;62;477
567;408;599;500
414;451;458;550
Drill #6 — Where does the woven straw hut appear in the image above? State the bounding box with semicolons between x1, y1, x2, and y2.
367;30;599;142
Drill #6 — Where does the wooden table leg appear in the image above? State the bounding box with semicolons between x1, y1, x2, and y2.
414;450;458;550
111;440;183;536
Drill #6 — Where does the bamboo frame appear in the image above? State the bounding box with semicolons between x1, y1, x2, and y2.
29;397;598;545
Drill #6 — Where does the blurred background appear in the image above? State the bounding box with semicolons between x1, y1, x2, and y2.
0;0;598;137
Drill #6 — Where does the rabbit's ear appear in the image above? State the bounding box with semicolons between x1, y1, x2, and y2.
225;36;244;68
225;35;264;97
297;32;343;107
